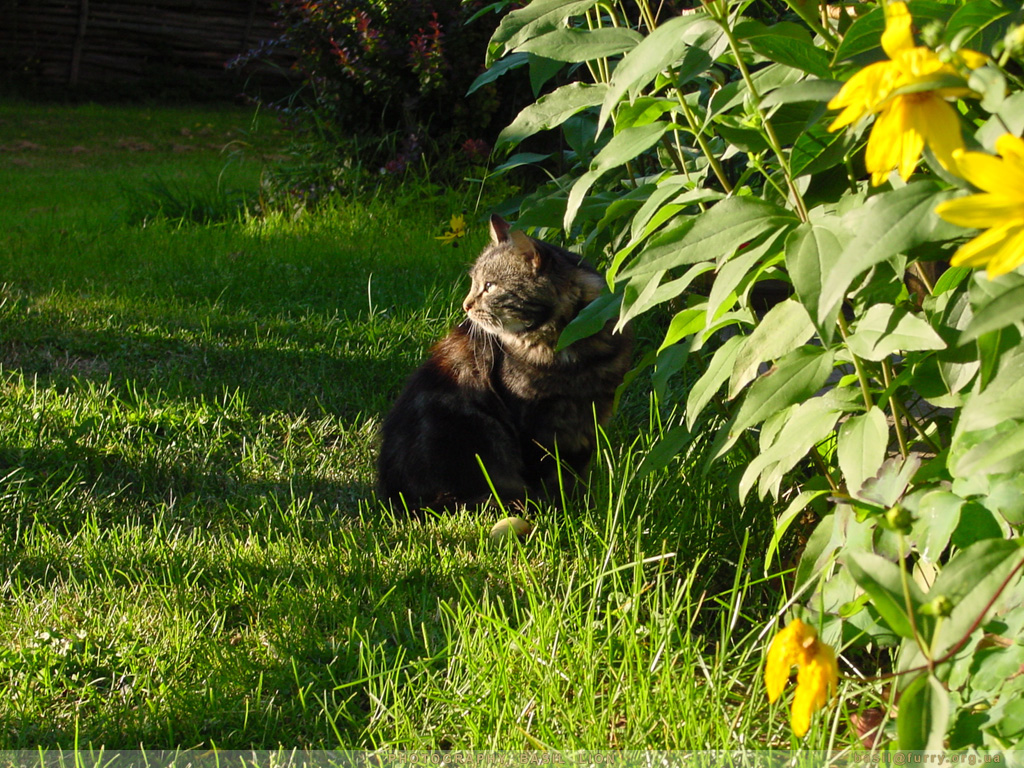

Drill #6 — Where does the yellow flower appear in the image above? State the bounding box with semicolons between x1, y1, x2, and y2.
827;2;985;186
934;133;1024;278
435;213;468;246
765;618;839;737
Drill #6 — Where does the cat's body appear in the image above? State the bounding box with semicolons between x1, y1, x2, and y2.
377;215;632;511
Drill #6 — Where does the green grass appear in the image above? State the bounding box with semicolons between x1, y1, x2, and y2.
0;102;832;751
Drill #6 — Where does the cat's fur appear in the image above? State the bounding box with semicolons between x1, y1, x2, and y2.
377;214;633;511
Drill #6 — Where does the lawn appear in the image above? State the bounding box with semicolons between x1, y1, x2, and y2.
0;102;796;750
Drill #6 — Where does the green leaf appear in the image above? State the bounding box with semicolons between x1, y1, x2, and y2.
528;53;564;96
734;20;831;78
958;348;1024;438
707;231;786;322
617;197;798;280
468;52;529;95
714;346;835;459
564;123;667;229
847;551;924;640
739;398;842;501
597;14;725;134
487;0;600;65
790;124;848;178
945;0;1013;52
959;284;1024;344
819;183;962;327
652;343;689;399
933;266;971;296
859;455;920;508
556;293;621;351
984;475;1024;526
618;262;714;329
845;303;947;361
951;422;1024;479
928;539;1024;660
763;488;831;575
838;407;889;497
490;152;553;176
958;346;1024;433
614;97;678;130
658;307;707;352
515;188;569;230
897;674;949;752
785;221;848;342
711;62;805;114
685;334;743;431
516;27;643;62
832;1;950;63
729;299;815;398
760;79;843;108
914;490;964;564
628;184;723;246
951;502;1005;549
496;82;607;150
637;422;694;476
795;513;838;593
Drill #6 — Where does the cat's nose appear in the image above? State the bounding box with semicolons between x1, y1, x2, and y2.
462;297;474;313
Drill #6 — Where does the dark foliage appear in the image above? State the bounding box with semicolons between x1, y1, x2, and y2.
249;0;518;163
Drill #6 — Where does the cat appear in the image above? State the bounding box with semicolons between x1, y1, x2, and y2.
376;214;633;511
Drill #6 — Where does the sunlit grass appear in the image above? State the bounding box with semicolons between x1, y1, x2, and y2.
0;102;797;750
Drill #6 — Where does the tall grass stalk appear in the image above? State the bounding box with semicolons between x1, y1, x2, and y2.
0;102;792;750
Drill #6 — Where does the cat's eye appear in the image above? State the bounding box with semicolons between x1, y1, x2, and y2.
483;281;495;292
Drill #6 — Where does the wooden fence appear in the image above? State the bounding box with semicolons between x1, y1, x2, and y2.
0;0;291;93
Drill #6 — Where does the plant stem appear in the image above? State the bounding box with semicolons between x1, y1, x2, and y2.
673;87;733;193
714;16;810;222
810;449;839;493
660;133;687;176
845;554;1024;684
881;360;909;459
892;398;943;455
634;0;658;33
897;533;932;669
837;313;874;411
782;0;840;50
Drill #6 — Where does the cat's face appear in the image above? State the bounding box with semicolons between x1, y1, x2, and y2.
462;219;556;339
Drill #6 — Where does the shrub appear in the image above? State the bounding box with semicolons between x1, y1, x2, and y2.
482;0;1024;753
242;0;522;194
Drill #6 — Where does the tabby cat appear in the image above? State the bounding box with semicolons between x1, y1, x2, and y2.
377;215;633;511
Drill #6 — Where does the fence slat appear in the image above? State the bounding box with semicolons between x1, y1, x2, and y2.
0;0;288;91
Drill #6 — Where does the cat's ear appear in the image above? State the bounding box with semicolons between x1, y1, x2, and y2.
489;214;511;244
509;229;544;272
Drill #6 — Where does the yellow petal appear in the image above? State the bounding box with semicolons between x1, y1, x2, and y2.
790;643;839;741
995;133;1024;166
974;221;1024;278
881;2;915;59
866;97;925;185
765;618;815;703
949;223;1024;273
828;62;902;130
791;642;838;737
803;642;839;710
911;95;964;171
956;49;989;70
984;223;1024;277
952;148;1024;195
935;193;1024;229
892;46;950;80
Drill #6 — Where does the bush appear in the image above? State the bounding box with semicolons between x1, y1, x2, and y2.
482;0;1024;754
243;0;522;195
